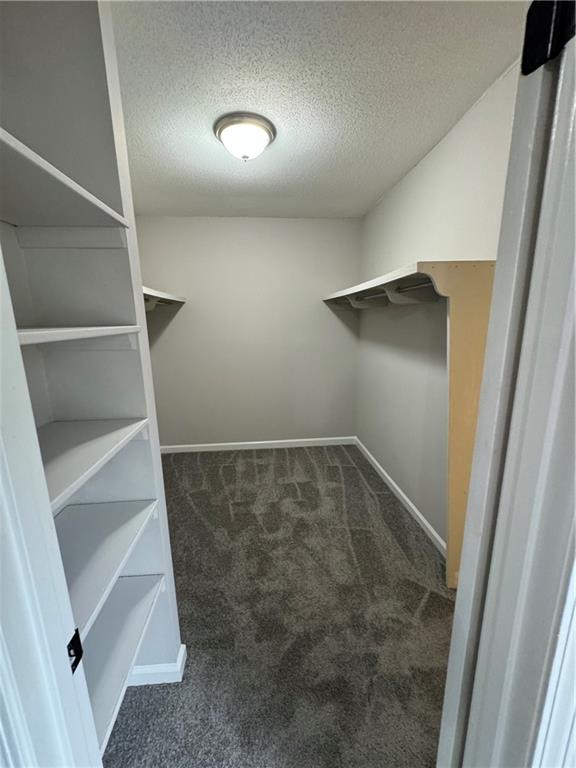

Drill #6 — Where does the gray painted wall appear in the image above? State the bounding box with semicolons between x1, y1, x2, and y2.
356;302;448;539
137;216;361;446
357;66;518;543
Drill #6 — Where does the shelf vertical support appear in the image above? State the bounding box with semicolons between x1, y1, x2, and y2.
422;262;495;588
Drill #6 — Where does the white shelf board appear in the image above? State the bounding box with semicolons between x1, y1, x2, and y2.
56;500;157;638
0;127;129;228
18;325;141;346
324;262;424;302
38;419;148;513
82;575;163;752
143;286;186;305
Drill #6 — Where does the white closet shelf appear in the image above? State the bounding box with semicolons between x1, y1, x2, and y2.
82;574;163;752
0;128;129;228
324;261;452;308
143;286;186;313
18;325;141;346
38;418;148;514
56;500;157;638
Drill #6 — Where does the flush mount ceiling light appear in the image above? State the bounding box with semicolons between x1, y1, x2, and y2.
214;112;276;161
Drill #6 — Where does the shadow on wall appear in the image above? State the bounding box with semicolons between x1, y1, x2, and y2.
325;299;447;355
145;304;183;346
324;303;361;335
359;299;447;355
356;298;448;541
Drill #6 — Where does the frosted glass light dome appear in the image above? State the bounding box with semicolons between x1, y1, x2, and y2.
214;113;276;161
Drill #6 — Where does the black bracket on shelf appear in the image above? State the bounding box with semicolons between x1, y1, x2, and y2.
522;0;575;75
67;628;83;674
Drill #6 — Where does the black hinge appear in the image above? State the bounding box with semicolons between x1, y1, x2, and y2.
522;0;575;75
67;628;83;674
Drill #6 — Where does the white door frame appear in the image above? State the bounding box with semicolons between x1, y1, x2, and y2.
438;23;575;768
532;565;576;767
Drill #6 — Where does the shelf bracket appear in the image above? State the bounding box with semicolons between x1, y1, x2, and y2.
144;298;160;313
384;282;439;305
347;294;389;309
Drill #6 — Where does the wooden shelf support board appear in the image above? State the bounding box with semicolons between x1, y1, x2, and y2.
422;261;495;587
325;260;495;588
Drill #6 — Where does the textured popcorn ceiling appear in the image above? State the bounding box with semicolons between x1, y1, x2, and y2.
112;1;526;218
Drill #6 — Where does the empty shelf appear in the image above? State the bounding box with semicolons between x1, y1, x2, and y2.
324;261;441;308
83;575;163;752
56;500;157;637
38;419;148;513
143;286;186;312
0;128;129;228
18;325;141;346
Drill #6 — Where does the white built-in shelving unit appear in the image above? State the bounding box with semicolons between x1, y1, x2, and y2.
0;3;184;764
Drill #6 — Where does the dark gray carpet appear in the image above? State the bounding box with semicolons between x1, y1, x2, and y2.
104;445;454;768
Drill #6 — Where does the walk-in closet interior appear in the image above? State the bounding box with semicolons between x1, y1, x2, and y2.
1;2;531;767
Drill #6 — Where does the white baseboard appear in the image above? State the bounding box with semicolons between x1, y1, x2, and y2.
354;438;447;556
128;643;187;687
161;436;357;454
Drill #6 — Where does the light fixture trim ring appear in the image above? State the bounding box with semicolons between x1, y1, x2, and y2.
213;111;277;147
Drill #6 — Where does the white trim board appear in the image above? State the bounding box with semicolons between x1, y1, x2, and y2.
127;644;187;687
160;436;445;557
354;438;447;555
160;437;357;453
